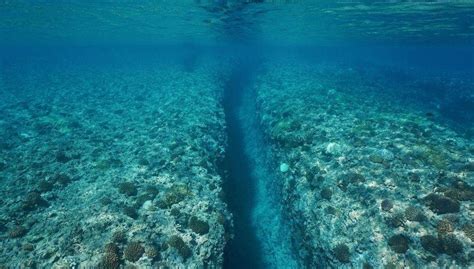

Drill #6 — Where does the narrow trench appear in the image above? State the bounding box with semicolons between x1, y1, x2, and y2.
222;57;264;269
222;54;298;268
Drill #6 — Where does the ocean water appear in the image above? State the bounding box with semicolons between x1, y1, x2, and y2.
0;1;473;268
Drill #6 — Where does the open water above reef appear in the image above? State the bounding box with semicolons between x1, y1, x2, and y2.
1;1;474;268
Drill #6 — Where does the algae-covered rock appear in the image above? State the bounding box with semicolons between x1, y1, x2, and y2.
420;235;443;255
22;191;49;211
442;235;463;256
404;206;426;222
444;180;474;201
337;172;365;191
320;187;333;201
118;182;138;196
424;193;460;214
189;216;210;235
388;234;410;254
168;235;191;260
381;199;393;212
461;224;474;241
420;234;464;257
332;244;350;263
123;206;138;219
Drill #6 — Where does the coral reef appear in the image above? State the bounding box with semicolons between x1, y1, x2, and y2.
118;182;138;197
388;234;410;254
22;191;49;211
168;235;192;260
0;61;231;268
332;244;350;263
424;193;460;214
100;243;120;269
124;242;145;262
253;61;474;268
188;216;210;235
420;235;443;255
441;235;463;256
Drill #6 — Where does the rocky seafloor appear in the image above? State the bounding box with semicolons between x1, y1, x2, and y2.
0;61;231;268
0;55;473;269
254;61;474;268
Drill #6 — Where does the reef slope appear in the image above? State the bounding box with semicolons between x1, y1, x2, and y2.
255;61;474;268
0;61;230;268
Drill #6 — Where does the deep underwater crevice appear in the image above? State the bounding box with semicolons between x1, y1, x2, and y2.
222;57;265;269
221;54;298;269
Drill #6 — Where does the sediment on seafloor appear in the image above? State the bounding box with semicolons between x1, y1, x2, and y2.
254;60;474;268
0;60;231;268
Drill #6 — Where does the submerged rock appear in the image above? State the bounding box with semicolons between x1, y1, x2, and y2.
123;206;138;219
461;224;474;241
420;235;443;255
22;191;49;211
388;234;410;254
420;234;464;257
404;206;426;222
189;216;210;235
444;180;474;201
118;182;138;197
442;235;463;256
168;235;192;260
320;187;333;200
381;199;393;212
332;244;350;263
424;193;460;214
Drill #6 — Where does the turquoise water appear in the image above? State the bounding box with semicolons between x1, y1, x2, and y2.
1;1;473;268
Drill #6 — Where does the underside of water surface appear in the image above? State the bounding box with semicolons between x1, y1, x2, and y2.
0;1;473;268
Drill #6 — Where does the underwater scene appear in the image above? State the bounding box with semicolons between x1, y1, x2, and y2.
0;1;473;268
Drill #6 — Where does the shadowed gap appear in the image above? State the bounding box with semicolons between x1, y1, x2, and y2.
222;54;264;269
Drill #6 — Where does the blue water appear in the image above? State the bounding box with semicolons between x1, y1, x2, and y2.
1;1;474;268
